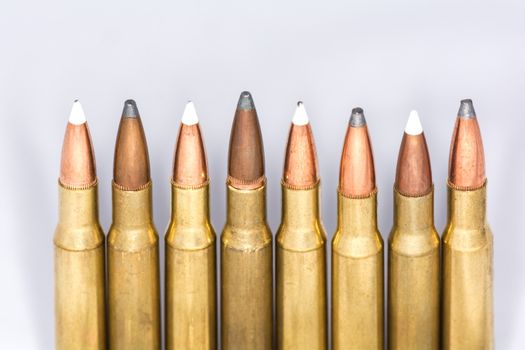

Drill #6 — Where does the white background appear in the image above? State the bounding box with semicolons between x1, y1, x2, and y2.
1;0;524;348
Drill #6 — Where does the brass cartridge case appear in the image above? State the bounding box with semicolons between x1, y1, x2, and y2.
442;184;493;349
165;182;216;349
54;183;106;350
221;184;273;349
332;191;384;350
276;184;327;350
108;182;161;350
388;189;440;350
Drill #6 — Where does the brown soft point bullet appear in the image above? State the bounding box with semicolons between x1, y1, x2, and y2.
109;99;160;350
172;105;208;187
227;91;265;190
59;101;96;188
222;91;272;349
448;99;486;189
442;99;493;349
332;107;383;350
277;102;327;350
113;99;151;190
55;100;106;350
395;111;432;196
339;107;376;197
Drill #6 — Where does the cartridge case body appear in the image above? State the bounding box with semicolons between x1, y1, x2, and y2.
108;182;161;350
276;185;327;350
221;184;273;349
165;183;216;350
388;189;440;350
54;183;106;350
332;191;384;350
442;184;493;349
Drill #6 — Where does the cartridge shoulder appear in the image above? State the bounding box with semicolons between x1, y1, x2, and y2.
332;229;383;258
108;225;158;252
165;222;215;250
442;223;493;251
220;224;272;251
388;226;440;257
54;223;104;251
276;223;326;252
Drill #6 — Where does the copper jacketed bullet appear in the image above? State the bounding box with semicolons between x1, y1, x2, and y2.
276;102;327;350
332;108;384;349
165;102;217;349
388;111;440;349
221;92;273;349
55;100;106;350
442;99;493;349
108;100;161;350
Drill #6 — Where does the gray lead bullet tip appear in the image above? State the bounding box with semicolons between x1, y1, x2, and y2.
350;107;366;127
123;99;139;118
237;91;255;111
458;99;476;119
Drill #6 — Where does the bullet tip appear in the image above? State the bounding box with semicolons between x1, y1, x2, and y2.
122;99;139;118
68;99;86;125
292;101;309;126
237;91;255;110
405;110;423;135
181;101;199;125
349;107;366;127
458;99;476;119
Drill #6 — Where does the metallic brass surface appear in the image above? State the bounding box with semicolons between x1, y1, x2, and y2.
108;182;161;350
165;183;216;350
221;184;273;349
332;192;383;349
55;183;106;350
442;184;493;349
276;184;327;350
388;189;440;350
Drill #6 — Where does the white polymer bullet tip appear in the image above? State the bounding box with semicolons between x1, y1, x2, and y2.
69;99;86;125
181;101;199;125
292;101;309;126
405;110;423;135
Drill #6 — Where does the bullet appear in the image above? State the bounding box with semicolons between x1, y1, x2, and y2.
332;108;384;349
221;92;273;349
108;100;161;350
55;100;106;350
165;101;217;349
388;111;440;349
442;99;493;349
276;102;327;350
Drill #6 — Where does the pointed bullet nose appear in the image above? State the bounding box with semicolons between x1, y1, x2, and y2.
122;99;140;118
228;92;265;189
349;107;366;127
114;100;150;190
458;99;476;119
283;106;319;189
237;91;255;111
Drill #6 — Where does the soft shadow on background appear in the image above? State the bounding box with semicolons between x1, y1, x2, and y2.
1;0;525;348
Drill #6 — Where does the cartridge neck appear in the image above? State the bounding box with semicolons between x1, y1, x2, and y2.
337;191;378;234
55;182;104;250
281;183;321;229
112;181;153;227
226;184;267;228
447;183;487;229
393;188;434;231
171;182;210;227
58;182;100;226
